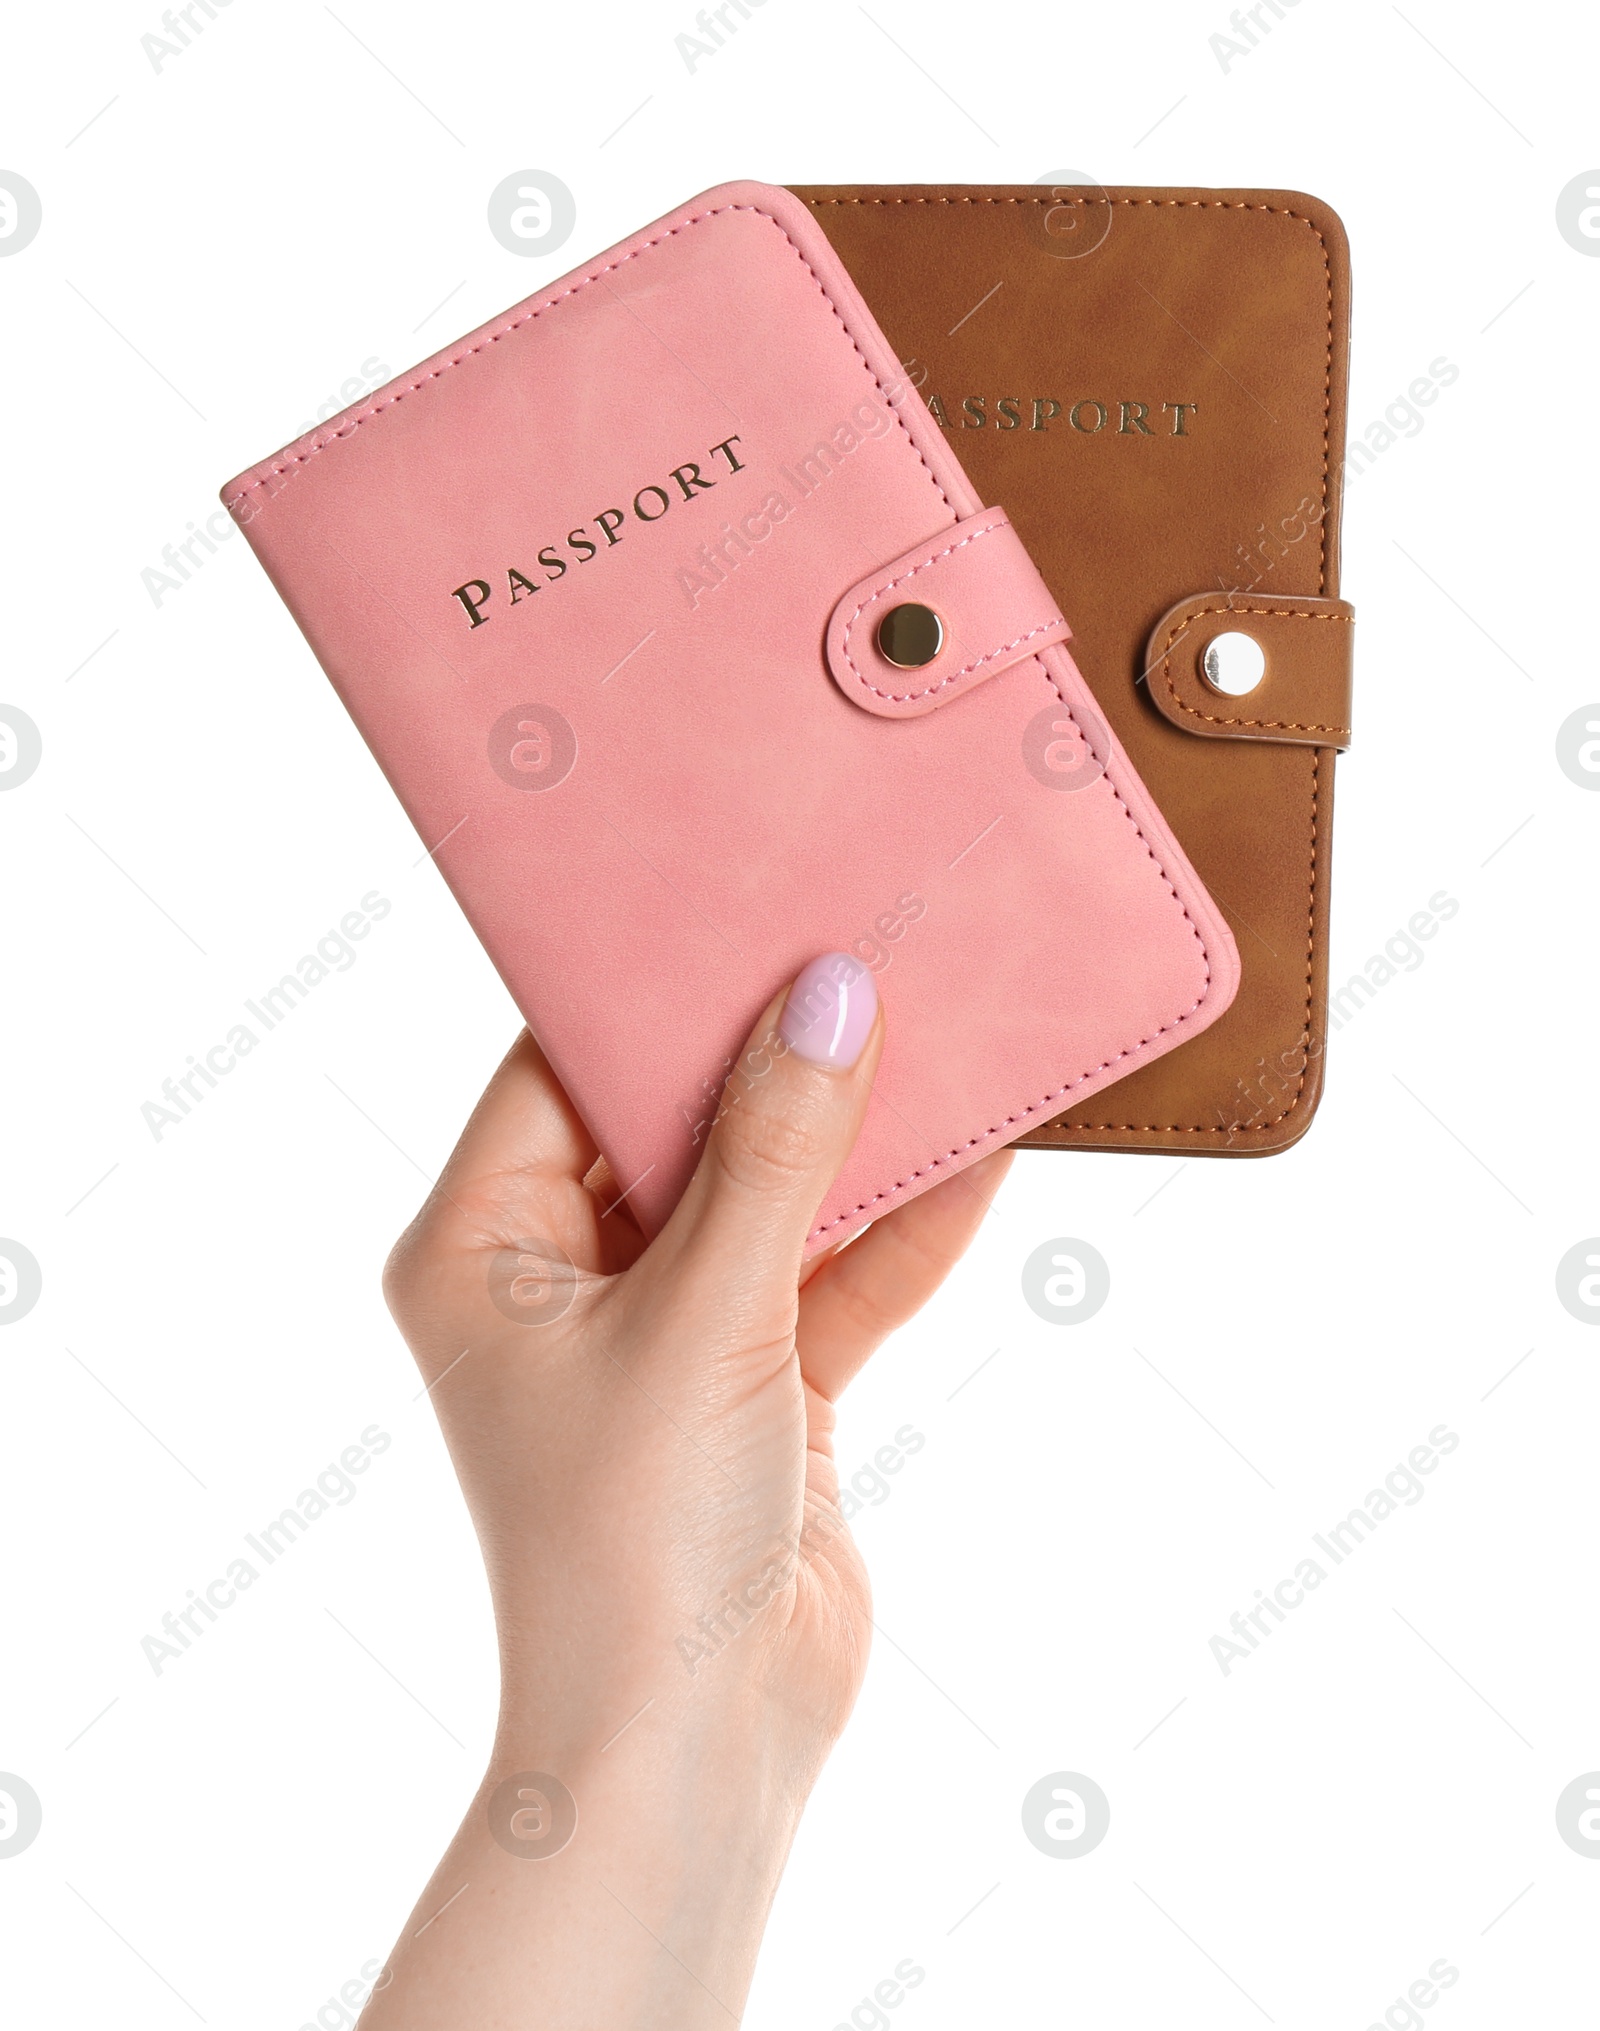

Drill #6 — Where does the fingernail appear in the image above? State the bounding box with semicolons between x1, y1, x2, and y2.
778;952;879;1069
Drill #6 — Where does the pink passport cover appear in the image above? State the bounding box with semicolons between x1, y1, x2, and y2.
221;181;1239;1251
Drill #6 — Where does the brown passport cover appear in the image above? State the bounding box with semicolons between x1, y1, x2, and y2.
792;185;1353;1157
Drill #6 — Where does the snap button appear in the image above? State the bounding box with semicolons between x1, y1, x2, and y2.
876;602;944;668
1201;630;1266;696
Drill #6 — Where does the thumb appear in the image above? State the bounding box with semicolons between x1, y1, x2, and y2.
654;952;883;1300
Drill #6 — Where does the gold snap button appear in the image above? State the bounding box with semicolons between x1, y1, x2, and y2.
876;602;944;668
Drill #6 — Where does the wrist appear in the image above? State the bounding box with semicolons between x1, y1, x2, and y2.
439;1697;810;2029
490;1669;820;1864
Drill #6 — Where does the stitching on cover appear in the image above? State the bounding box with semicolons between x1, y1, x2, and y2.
1022;751;1320;1138
837;516;1067;705
1156;602;1351;737
222;191;1224;1228
222;202;958;522
808;643;1219;1240
806;960;1218;1235
802;195;1334;596
803;190;1335;1148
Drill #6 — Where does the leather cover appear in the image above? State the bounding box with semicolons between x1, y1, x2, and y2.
793;185;1353;1155
220;181;1239;1249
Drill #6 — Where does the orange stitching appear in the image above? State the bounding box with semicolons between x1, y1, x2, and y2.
1156;603;1351;737
1026;749;1320;1138
801;194;1334;597
800;191;1337;1143
221;188;1228;1217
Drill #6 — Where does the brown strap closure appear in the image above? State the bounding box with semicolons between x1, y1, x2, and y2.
1144;593;1353;749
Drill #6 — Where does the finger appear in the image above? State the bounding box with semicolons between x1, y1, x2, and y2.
797;1147;1013;1402
437;1029;598;1201
579;1155;649;1275
797;1225;866;1287
652;952;884;1310
391;1030;609;1278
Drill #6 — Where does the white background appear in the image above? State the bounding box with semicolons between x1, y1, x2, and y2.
2;0;1597;2025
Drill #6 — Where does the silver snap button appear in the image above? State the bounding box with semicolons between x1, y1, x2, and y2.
877;602;944;668
1201;631;1266;696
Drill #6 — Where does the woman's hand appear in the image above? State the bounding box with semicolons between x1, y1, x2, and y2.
362;955;1011;2027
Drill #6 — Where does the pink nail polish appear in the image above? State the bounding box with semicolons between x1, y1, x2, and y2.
779;952;879;1068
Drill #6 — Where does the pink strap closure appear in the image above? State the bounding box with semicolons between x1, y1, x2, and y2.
824;507;1072;718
